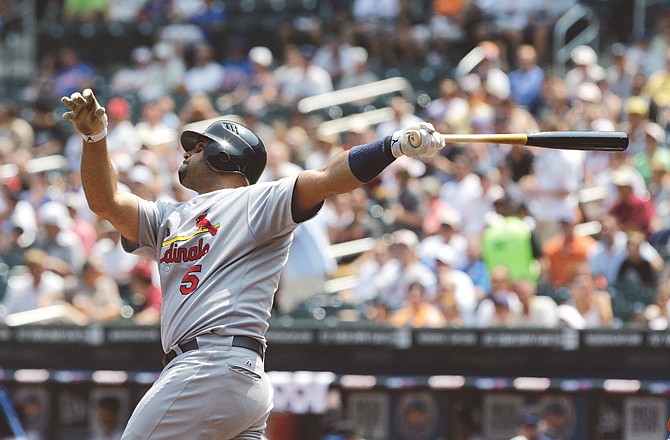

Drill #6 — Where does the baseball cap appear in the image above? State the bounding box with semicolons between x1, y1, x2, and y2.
435;246;456;266
107;97;131;120
439;210;462;229
645;122;666;144
571;45;597;65
249;46;273;67
575;82;602;103
391;229;419;248
131;46;153;64
625;96;649;116
38;201;72;230
611;166;636;187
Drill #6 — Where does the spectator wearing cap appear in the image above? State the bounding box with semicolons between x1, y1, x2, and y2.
352;238;398;304
634;121;668;184
352;0;400;66
33;201;86;277
438;152;485;237
388;158;429;238
620;96;651;156
220;36;253;94
609;165;656;236
540;210;596;290
539;402;569;440
312;34;357;85
615;229;661;295
378;229;436;311
276;44;333;105
564;45;606;101
135;99;178;152
337;46;380;91
648;146;670;230
422;78;470;134
433;245;478;325
0;248;65;317
110;46;154;98
305;130;343;170
126;260;162;325
220;46;278;116
434;272;464;327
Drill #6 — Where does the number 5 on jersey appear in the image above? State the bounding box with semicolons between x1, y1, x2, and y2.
180;265;202;295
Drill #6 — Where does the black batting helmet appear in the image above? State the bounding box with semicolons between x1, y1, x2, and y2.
180;120;267;184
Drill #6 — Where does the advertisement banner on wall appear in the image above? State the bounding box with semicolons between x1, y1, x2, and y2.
391;391;444;440
623;396;668;440
346;391;390;440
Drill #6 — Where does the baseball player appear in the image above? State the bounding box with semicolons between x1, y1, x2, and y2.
61;88;444;439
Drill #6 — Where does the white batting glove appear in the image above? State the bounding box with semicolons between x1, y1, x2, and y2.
390;122;445;158
61;89;108;143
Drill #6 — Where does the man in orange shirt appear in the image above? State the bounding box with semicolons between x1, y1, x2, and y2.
541;213;596;289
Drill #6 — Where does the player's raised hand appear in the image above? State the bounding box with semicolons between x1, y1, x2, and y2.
61;88;108;141
390;122;445;158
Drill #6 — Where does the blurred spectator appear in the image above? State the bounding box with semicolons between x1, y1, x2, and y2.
276;44;334;105
389;159;428;237
375;95;424;138
539;401;570;440
648;147;670;231
540;212;596;290
615;229;661;294
218;46;277;115
0;102;35;153
508;44;544;114
0;221;26;270
1;247;65;316
135;99;178;151
645;47;670;114
352;238;397;304
105;0;146;24
434;246;478;325
126;260;161;324
588;214;662;289
510;412;550;440
69;256;123;323
89;396;124;440
306;130;343;170
28;99;70;157
110;46;154;100
90;220;140;293
620;96;651;156
145;41;187;100
352;0;400;66
463;235;490;300
475;265;521;327
105;96;142;164
435;272;464;327
33;201;86;277
258;139;303;182
313;34;357;85
337;46;379;90
564;45;605;101
438;153;484;237
63;0;108;22
54;46;95;98
378;229;436;311
481;197;541;282
327;188;382;245
643;283;670;330
607;42;635;101
23;54;58;103
178;93;220;126
189;0;227;44
418;209;468;271
64;193;97;255
609;165;655;236
557;270;613;328
183;42;226;95
220;36;253;94
389;281;447;327
420;175;453;237
423;77;470;133
519;145;584;246
512;278;559;327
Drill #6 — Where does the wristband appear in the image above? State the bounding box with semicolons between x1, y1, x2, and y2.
82;128;107;143
347;137;396;183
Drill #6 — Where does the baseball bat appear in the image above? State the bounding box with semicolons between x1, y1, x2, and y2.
407;130;628;151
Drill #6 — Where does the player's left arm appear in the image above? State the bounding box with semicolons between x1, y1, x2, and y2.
292;123;444;223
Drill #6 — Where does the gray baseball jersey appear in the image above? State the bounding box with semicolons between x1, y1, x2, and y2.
122;175;300;353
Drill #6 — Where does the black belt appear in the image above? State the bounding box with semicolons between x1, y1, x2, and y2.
162;335;264;367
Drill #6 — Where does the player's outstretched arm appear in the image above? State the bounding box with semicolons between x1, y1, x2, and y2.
61;89;141;243
292;122;443;223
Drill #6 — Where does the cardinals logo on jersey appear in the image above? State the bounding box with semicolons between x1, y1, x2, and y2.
195;214;218;236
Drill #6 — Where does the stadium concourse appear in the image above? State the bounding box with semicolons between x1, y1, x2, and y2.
0;0;669;439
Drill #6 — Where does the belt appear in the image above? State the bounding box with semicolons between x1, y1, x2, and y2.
162;335;264;367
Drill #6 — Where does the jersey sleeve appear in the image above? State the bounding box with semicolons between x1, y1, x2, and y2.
247;175;306;242
121;198;174;261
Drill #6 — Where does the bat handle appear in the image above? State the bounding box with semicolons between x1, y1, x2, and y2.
407;130;422;147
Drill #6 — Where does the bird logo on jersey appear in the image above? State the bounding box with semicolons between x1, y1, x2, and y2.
196;214;218;236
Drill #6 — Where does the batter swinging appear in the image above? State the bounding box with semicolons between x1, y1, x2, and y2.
61;89;444;439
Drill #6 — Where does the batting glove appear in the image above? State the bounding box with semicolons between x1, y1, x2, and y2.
61;89;108;143
390;122;445;158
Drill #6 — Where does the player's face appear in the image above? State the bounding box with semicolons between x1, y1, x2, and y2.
178;139;210;190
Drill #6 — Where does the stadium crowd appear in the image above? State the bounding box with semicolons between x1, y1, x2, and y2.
0;0;669;331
